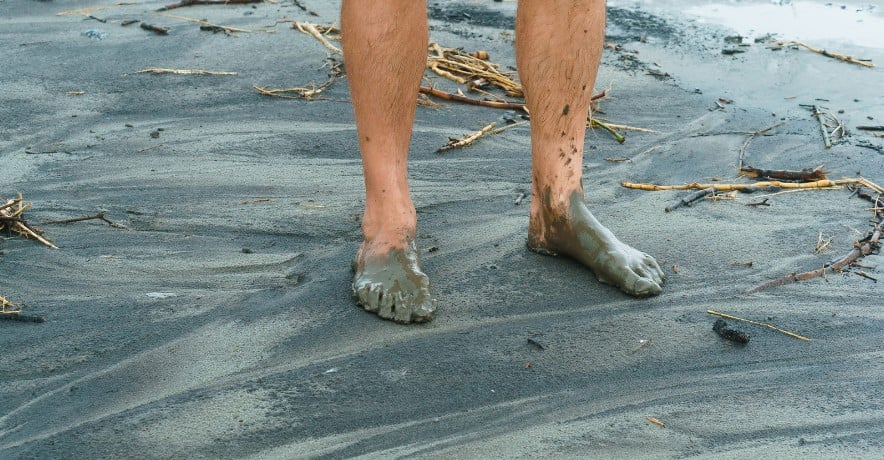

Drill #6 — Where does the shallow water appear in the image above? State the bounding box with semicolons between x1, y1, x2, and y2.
613;0;884;48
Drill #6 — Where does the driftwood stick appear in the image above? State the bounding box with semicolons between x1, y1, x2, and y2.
664;186;717;212
255;58;343;100
157;0;264;12
158;13;257;33
419;85;525;110
1;295;16;311
816;108;833;149
12;221;57;248
137;68;237;76
140;23;171;35
707;310;812;342
489;120;529;136
747;214;883;293
294;22;342;55
0;199;19;212
779;40;874;68
855;188;884;211
437;122;497;153
812;105;834;149
0;196;57;248
857;178;884;194
599;123;659;134
419;86;608;112
622;178;862;192
739;164;828;182
43;212;128;229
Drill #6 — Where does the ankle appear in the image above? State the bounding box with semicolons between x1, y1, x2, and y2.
530;187;582;218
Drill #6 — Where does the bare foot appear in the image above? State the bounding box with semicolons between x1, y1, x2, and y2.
352;239;435;323
528;192;664;297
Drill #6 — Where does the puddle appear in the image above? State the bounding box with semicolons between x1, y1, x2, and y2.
684;1;883;48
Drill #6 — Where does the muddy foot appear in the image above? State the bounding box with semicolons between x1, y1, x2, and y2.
352;239;436;323
529;192;664;297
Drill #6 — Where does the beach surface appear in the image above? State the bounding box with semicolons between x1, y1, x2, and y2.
2;0;883;458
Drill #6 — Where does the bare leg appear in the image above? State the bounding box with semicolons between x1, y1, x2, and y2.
342;0;434;322
516;0;664;296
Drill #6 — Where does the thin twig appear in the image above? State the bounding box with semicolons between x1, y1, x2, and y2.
137;68;237;76
437;122;497;153
1;195;57;248
738;121;786;169
707;310;812;341
816;105;832;149
489;120;528;135
255;58;344;100
157;0;265;12
779;40;874;68
664;186;717;212
748;214;882;293
419;85;525;110
645;416;666;428
158;13;261;33
43;212;128;230
140;23;171;35
294;22;342;55
622;178;864;192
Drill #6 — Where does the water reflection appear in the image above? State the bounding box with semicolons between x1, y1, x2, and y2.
683;1;883;48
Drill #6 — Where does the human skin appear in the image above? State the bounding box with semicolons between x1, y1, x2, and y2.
342;0;664;323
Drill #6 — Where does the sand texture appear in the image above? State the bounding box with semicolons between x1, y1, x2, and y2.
2;0;883;458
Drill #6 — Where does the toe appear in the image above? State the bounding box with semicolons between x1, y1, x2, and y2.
630;275;662;297
392;292;412;323
376;290;395;319
411;296;436;323
644;255;665;284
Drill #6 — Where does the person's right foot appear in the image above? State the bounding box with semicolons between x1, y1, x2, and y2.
352;239;435;323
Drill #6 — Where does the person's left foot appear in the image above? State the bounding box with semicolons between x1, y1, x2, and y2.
528;192;665;297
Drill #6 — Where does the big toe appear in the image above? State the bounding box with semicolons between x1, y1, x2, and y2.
626;272;663;297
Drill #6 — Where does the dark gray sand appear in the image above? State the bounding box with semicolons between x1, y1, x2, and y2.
2;0;883;458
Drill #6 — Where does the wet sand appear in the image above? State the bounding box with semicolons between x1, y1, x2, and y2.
2;0;883;458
